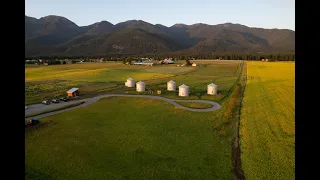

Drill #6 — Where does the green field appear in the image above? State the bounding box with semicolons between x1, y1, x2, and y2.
240;61;295;180
25;60;245;179
175;101;213;109
26;97;236;180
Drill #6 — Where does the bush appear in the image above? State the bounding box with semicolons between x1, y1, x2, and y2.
185;60;192;66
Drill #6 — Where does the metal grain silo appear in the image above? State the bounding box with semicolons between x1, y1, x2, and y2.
126;77;135;87
167;80;176;91
207;83;217;95
136;81;145;92
179;84;189;97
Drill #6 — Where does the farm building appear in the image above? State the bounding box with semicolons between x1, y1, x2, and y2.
167;80;176;91
136;81;146;92
207;83;218;95
67;88;79;97
179;84;189;97
125;78;135;87
192;63;197;67
133;62;154;66
163;59;174;64
43;63;48;65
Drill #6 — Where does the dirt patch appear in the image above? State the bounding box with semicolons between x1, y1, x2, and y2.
232;135;245;180
25;121;56;131
232;62;246;180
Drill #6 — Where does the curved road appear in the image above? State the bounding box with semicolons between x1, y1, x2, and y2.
25;94;222;120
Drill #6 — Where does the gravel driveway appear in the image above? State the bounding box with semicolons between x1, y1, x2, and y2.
25;94;222;120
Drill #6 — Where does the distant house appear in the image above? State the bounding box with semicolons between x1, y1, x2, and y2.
265;59;269;62
133;62;154;66
67;88;79;97
43;63;48;65
192;63;197;67
162;59;174;64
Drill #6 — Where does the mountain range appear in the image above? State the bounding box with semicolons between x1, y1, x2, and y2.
25;15;295;56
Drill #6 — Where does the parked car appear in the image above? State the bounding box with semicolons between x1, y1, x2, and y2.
51;99;60;103
42;100;50;105
59;97;69;102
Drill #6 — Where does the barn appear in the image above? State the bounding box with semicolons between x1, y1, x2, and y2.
67;88;79;97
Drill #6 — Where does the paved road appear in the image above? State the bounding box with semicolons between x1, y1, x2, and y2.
25;100;84;117
25;94;222;120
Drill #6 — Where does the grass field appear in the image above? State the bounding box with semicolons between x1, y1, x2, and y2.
25;61;242;105
25;60;245;179
240;61;295;180
26;96;237;180
175;101;213;109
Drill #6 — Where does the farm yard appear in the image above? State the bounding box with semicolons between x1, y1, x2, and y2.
25;60;245;180
240;61;295;180
25;60;242;105
25;63;175;105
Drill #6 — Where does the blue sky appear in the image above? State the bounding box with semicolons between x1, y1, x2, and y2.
25;0;295;30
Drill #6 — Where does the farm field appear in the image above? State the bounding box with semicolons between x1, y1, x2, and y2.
25;60;242;105
26;97;235;180
240;61;295;180
25;60;245;179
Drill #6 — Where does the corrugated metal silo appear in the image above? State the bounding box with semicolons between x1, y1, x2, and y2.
167;80;176;91
207;83;217;95
136;81;145;92
126;77;135;87
179;84;189;97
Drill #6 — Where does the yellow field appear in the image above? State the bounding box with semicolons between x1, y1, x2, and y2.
240;61;295;180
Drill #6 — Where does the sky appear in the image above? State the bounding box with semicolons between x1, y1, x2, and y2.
25;0;295;30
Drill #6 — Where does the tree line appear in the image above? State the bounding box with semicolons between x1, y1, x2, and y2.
25;53;295;62
25;59;77;65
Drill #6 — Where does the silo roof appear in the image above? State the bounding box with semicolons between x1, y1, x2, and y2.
168;80;176;83
208;83;217;87
179;84;189;88
136;81;145;84
128;77;134;80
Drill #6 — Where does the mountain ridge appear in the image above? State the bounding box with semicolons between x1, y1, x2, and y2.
25;15;295;56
